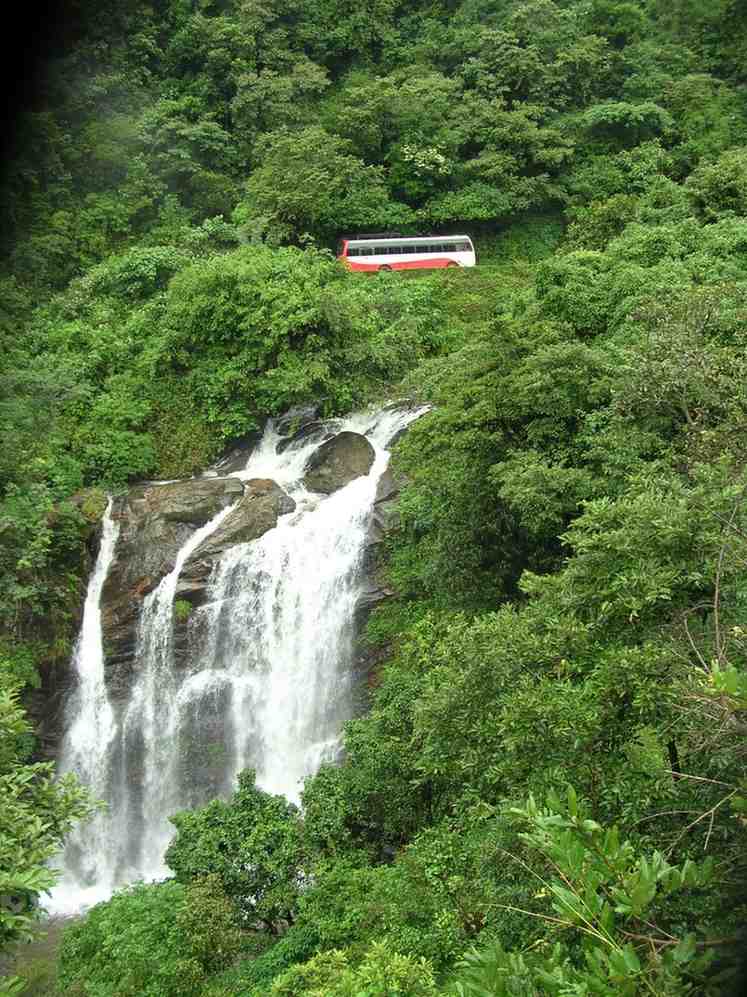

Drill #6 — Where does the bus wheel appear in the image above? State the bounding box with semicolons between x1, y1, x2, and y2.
446;261;460;268
379;265;392;272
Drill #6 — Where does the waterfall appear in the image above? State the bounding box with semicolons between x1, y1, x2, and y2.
47;404;425;914
112;502;238;884
51;500;120;911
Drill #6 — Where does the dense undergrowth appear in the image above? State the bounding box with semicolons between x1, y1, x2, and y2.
2;0;747;994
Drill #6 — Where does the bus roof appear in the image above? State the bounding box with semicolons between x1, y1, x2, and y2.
346;235;473;246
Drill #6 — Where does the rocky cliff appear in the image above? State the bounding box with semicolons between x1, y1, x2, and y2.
44;405;418;754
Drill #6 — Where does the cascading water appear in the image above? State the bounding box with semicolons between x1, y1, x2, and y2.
48;404;425;915
113;502;238;884
51;500;121;910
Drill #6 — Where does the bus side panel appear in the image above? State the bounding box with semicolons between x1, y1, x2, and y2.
396;257;453;269
344;247;476;271
367;253;455;270
347;257;461;271
346;259;381;271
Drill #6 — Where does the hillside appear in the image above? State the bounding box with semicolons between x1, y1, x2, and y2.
1;1;747;994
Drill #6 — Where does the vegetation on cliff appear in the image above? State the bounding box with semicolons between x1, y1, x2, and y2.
2;0;747;994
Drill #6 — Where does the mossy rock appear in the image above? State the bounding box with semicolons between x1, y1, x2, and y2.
71;486;109;524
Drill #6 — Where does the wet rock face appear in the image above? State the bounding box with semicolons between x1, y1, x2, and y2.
119;476;242;531
206;431;263;476
354;466;409;626
176;479;296;610
176;678;234;807
276;420;337;455
303;432;376;494
99;477;244;700
31;503;103;762
352;460;413;712
104;478;242;593
275;403;320;438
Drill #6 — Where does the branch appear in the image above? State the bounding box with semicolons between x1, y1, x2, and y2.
621;931;738;950
665;790;737;858
712;507;739;668
632;809;699;826
664;770;734;787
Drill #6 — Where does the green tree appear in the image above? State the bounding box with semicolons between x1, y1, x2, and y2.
166;769;304;933
686;147;747;219
580;101;674;148
269;942;438;997
240;127;414;242
424;96;572;222
231;57;329;148
447;790;719;996
58;876;243;997
0;688;96;995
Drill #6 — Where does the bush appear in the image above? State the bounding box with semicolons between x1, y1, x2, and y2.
269;942;438;997
686;147;747;220
166;769;304;933
58;876;243;997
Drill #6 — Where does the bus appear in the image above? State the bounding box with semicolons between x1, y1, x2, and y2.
337;234;476;272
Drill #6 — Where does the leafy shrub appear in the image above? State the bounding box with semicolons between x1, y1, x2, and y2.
686;147;747;220
166;769;304;933
58;876;242;997
445;790;717;996
269;942;438;997
0;690;95;996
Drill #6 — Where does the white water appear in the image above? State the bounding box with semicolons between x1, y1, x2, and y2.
50;501;120;911
47;404;426;915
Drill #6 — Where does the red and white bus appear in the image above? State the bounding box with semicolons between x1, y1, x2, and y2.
337;234;476;272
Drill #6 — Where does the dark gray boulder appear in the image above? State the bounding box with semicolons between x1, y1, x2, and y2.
207;431;264;476
276;420;337;455
275;403;320;438
176;479;295;607
303;432;375;494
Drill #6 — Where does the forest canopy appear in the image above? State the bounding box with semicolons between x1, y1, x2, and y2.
1;0;747;994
